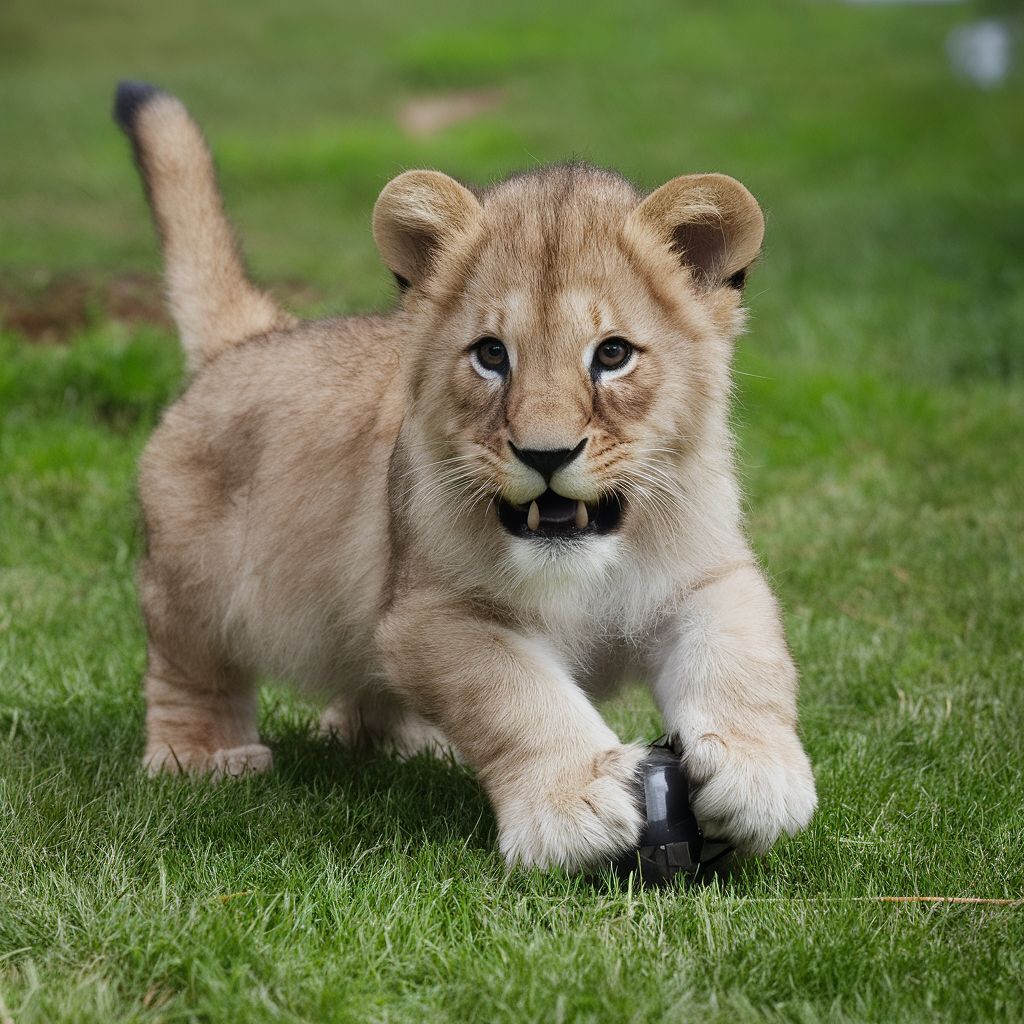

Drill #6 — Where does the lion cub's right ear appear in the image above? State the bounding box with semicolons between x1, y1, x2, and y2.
629;173;764;292
373;171;482;288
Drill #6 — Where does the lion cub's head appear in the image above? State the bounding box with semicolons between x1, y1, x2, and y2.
374;163;763;597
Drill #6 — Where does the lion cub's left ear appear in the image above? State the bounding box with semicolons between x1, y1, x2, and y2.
629;173;764;291
373;170;482;288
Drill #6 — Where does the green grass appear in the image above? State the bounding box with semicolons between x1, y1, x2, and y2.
1;0;1023;1020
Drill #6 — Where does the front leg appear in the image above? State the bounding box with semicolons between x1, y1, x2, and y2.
651;562;817;853
377;591;645;870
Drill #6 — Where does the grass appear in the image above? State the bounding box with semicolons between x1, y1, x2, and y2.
1;0;1023;1020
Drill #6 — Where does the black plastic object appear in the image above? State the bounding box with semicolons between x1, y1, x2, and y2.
612;740;734;887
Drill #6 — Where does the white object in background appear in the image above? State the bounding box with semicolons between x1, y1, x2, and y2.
947;19;1013;88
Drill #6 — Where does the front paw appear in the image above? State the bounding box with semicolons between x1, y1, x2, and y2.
683;726;816;854
489;744;646;871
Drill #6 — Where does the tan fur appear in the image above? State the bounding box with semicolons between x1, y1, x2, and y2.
126;92;295;370
121;86;815;869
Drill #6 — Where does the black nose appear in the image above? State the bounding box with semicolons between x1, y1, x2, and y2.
509;438;587;481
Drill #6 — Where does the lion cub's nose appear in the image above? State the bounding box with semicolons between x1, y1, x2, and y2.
509;438;587;482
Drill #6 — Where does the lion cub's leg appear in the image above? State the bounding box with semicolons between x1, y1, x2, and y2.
377;591;645;871
650;561;817;853
143;643;271;780
318;689;455;760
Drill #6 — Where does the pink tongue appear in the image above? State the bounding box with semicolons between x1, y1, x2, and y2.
537;493;577;524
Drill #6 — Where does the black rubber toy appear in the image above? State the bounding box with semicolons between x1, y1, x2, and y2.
612;740;734;887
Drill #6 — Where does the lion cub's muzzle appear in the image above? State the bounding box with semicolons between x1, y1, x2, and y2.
497;490;624;540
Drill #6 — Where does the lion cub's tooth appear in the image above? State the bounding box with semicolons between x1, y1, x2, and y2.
527;501;540;531
575;500;589;530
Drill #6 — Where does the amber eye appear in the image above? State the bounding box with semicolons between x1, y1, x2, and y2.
472;336;509;375
593;337;633;373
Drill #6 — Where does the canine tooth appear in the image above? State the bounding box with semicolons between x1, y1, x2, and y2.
575;500;589;530
527;501;540;531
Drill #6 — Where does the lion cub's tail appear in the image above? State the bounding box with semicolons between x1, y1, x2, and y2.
113;81;294;371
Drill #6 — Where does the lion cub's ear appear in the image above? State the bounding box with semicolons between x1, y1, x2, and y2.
630;173;764;291
373;170;482;287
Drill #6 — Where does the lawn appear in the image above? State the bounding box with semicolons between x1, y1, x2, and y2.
1;1;1023;1021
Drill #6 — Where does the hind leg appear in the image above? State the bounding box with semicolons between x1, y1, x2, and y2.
319;689;456;760
139;555;271;779
143;643;272;779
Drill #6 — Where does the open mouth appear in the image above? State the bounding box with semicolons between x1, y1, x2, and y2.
497;490;625;540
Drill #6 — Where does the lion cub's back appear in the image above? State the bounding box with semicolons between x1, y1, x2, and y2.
138;314;405;679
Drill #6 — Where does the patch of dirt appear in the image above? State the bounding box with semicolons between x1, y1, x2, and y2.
397;88;504;139
0;271;169;342
0;272;324;343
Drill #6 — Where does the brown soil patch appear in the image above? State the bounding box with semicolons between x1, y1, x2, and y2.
397;89;504;139
0;272;324;343
0;272;170;342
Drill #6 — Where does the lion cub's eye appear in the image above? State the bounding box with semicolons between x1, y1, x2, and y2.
593;337;633;373
471;336;510;377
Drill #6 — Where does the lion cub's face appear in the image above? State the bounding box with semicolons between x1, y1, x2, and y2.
374;164;763;577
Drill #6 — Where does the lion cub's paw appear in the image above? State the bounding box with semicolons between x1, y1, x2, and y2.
683;726;816;854
318;702;458;761
494;743;645;871
144;742;273;780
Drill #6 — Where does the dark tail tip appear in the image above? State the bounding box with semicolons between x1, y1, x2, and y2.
113;80;164;133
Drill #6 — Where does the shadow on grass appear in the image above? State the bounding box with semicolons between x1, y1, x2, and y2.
3;697;496;870
268;725;495;849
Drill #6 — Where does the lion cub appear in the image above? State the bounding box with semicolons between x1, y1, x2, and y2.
114;81;816;870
